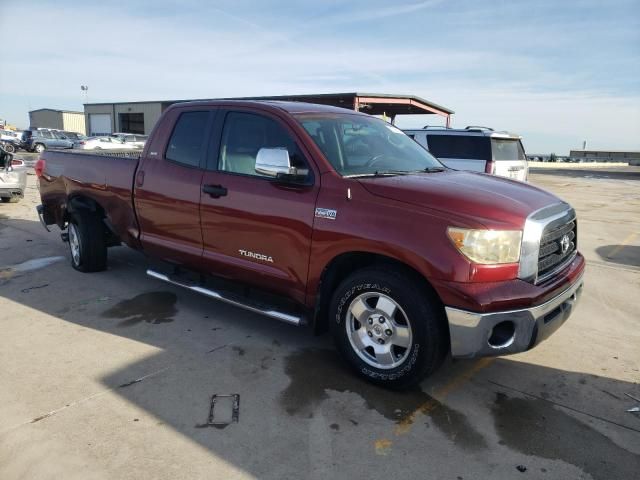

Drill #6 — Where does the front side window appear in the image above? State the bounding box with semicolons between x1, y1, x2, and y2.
219;112;307;177
165;111;209;167
298;114;442;177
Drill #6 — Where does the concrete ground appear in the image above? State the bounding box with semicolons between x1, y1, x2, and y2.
1;168;639;480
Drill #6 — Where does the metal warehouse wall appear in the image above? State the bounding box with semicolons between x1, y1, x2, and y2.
84;102;163;135
62;112;86;135
114;103;163;134
29;110;63;130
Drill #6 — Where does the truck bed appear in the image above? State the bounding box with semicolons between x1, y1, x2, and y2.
39;149;141;248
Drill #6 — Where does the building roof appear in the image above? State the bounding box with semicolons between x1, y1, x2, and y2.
84;92;454;117
29;108;84;115
169;100;371;116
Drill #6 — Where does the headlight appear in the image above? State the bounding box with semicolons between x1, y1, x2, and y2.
447;227;522;264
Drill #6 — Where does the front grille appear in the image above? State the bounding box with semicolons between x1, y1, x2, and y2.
538;220;577;280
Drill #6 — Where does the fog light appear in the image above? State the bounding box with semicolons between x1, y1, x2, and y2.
488;321;515;348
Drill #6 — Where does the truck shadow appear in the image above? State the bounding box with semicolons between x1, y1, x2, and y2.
1;216;639;479
596;245;640;268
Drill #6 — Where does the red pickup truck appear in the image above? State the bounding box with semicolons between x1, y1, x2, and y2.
36;100;584;388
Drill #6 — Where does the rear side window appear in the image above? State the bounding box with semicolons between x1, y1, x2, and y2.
426;135;490;160
166;111;209;167
492;139;526;160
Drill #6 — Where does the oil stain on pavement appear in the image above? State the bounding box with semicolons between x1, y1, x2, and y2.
281;349;486;451
492;392;640;480
102;291;177;326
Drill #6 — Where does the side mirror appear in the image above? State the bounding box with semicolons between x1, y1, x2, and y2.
255;148;296;177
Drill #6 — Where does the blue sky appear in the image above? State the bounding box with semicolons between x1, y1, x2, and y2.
1;0;638;153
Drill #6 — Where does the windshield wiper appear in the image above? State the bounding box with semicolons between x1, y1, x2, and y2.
422;167;446;173
345;170;413;178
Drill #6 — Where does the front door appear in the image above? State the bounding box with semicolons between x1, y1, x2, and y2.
134;108;215;267
199;109;319;304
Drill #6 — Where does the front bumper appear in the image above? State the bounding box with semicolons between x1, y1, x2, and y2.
446;272;584;358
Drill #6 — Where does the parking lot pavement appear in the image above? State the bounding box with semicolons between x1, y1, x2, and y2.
1;172;639;480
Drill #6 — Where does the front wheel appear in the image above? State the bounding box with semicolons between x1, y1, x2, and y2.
329;267;447;389
68;212;107;272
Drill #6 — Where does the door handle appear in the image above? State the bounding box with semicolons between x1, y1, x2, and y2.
202;184;228;198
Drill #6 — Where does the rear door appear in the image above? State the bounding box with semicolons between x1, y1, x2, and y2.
199;108;319;304
134;108;215;267
491;138;528;181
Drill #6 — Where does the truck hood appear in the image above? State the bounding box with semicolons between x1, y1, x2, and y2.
357;170;562;228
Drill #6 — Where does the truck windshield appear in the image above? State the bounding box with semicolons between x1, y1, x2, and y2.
298;114;443;177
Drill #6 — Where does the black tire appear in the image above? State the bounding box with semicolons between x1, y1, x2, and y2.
3;144;15;153
34;143;46;153
329;267;447;389
1;196;20;203
67;211;107;272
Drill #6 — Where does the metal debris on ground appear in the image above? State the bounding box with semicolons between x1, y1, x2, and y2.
200;394;240;428
625;393;640;414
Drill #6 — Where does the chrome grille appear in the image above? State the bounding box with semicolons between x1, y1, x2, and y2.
537;220;577;281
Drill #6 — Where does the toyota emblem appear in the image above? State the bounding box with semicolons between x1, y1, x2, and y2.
560;234;571;254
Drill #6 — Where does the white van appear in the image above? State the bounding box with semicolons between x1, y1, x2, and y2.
403;126;529;181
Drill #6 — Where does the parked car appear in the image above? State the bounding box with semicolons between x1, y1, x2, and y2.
110;133;148;148
1;129;19;142
60;131;86;142
0;145;27;203
36;101;584;389
78;136;137;150
21;129;74;153
0;138;20;153
403;126;529;181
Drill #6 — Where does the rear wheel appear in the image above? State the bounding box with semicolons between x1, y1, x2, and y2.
34;143;45;153
329;267;447;389
2;143;15;153
1;197;20;203
68;212;107;272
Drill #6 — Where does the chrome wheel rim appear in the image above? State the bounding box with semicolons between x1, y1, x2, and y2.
68;223;81;265
346;292;413;370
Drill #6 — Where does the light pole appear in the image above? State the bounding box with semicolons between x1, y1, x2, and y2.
80;85;89;105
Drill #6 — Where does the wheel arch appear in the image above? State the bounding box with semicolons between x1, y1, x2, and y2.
64;194;120;246
312;251;448;340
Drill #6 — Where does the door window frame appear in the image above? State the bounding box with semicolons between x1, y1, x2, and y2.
163;109;216;170
207;108;316;186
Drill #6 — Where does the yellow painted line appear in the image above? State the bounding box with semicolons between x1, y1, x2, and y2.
375;358;495;452
374;438;393;455
606;232;638;259
394;357;495;437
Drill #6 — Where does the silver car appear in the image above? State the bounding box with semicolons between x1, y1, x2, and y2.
0;147;27;204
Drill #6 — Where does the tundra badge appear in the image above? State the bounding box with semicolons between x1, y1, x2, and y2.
315;208;337;220
239;249;274;263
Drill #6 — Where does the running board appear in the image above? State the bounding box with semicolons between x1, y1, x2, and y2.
146;269;304;326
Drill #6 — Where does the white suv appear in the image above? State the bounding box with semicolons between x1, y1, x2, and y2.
403;126;529;181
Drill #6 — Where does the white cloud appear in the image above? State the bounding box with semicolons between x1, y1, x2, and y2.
0;0;638;153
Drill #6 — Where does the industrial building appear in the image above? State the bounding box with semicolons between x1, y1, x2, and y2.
28;109;86;135
569;149;640;162
84;93;454;136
